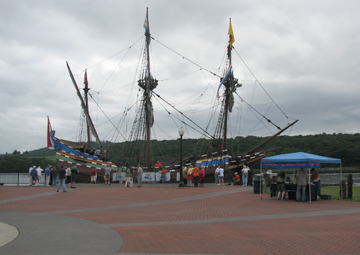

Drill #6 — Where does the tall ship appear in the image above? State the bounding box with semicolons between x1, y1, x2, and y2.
195;19;297;176
47;9;297;182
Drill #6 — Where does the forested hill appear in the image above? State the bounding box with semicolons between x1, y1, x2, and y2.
105;133;360;167
1;133;359;173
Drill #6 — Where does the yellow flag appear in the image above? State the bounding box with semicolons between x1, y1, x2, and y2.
228;19;235;48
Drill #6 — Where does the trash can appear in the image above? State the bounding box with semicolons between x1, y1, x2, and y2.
253;174;263;194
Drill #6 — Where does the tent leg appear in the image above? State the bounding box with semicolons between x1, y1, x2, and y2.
260;165;262;199
340;163;343;200
308;167;311;204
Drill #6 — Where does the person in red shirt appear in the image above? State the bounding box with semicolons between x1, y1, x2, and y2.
311;168;321;200
161;168;167;183
231;172;240;186
90;169;97;183
154;161;163;168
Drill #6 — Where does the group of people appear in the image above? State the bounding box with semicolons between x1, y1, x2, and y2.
213;164;251;186
275;168;321;202
295;168;321;202
55;165;79;192
28;165;79;192
155;161;169;184
86;147;107;161
29;165;58;187
29;165;45;186
182;164;206;187
121;165;143;188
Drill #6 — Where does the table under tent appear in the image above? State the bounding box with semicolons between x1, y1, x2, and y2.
260;152;342;203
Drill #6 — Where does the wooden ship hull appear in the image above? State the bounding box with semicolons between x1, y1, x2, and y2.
55;149;117;183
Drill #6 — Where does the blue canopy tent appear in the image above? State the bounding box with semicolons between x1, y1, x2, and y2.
260;152;342;202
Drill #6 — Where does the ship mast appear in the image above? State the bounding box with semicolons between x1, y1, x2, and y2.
66;62;102;149
145;7;152;171
135;8;158;171
221;18;239;150
83;69;91;150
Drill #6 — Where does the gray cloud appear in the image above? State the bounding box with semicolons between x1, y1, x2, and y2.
0;0;359;154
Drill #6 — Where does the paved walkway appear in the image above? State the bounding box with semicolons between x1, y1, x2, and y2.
0;182;360;254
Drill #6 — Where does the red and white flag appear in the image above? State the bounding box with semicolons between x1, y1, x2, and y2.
47;116;54;149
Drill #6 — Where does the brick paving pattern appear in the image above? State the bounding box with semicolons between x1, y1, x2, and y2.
0;183;360;254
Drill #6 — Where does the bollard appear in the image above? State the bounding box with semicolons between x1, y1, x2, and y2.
347;174;353;199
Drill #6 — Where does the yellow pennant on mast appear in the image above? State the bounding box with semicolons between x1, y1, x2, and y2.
228;19;235;48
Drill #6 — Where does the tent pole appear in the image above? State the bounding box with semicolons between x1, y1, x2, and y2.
260;164;262;199
308;167;311;204
340;163;343;200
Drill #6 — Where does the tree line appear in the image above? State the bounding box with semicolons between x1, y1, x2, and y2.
105;133;360;167
1;133;359;173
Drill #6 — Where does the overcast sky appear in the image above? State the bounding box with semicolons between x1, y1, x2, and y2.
1;0;359;154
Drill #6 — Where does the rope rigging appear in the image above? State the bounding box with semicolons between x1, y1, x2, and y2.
234;91;281;130
151;90;216;140
88;93;128;141
151;37;221;78
232;46;289;122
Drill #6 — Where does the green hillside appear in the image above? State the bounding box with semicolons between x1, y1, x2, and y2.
105;133;360;167
1;133;359;173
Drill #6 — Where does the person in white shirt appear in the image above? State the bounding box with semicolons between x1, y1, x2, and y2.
66;167;71;184
214;166;219;185
241;165;250;186
29;166;34;186
215;165;225;185
37;166;43;185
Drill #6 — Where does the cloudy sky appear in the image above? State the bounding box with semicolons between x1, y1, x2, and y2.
1;0;359;154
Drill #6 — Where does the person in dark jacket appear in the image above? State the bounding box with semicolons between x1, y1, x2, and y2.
56;166;67;192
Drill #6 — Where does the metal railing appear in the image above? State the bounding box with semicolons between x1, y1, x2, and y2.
0;173;45;185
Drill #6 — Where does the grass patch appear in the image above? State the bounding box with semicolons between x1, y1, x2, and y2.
322;186;360;201
264;186;360;202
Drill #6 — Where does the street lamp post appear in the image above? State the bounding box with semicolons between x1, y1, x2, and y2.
178;127;185;188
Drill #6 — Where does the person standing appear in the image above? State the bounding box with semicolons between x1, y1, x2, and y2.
56;165;67;192
276;171;286;200
199;166;206;187
296;168;308;202
154;161;163;169
241;165;250;186
44;166;51;186
100;149;107;161
51;167;58;186
30;166;38;186
311;168;321;200
187;166;193;187
66;167;71;184
90;169;97;183
132;167;137;184
70;166;79;189
37;166;43;185
104;165;111;185
161;168;167;184
192;165;200;187
216;165;225;185
214;166;219;185
137;165;143;187
95;148;101;158
29;165;35;186
182;167;188;187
